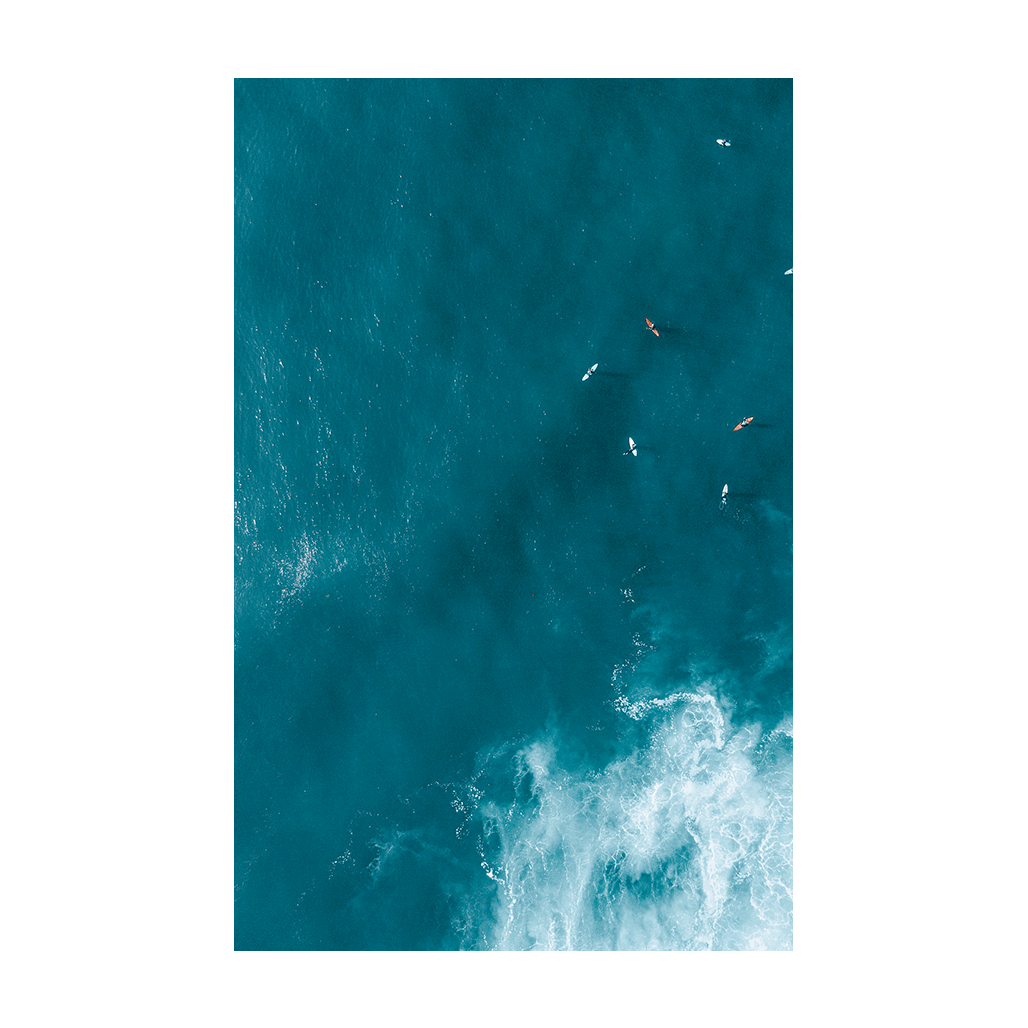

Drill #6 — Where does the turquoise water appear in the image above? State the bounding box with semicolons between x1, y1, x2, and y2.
235;78;792;949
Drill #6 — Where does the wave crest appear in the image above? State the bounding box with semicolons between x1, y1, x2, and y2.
454;693;792;950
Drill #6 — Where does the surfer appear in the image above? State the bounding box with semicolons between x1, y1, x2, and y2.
645;318;659;337
784;268;793;275
720;484;728;509
717;138;731;147
623;437;638;456
733;417;754;431
582;363;598;381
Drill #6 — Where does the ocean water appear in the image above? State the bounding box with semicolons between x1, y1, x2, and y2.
235;78;792;950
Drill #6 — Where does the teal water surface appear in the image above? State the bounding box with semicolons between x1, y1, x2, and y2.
235;78;792;950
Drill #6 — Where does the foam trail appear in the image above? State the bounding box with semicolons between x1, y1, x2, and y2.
456;693;792;950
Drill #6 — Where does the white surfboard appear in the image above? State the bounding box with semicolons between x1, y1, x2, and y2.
784;268;793;275
722;484;728;498
717;139;731;147
582;363;598;381
624;437;638;456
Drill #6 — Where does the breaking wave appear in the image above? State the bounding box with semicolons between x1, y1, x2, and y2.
449;690;792;950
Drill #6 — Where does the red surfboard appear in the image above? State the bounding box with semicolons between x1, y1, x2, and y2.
645;318;659;337
733;417;754;431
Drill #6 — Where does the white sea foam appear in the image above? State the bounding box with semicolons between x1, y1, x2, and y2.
457;691;792;950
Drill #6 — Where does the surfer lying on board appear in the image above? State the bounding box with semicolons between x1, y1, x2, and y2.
582;363;598;381
733;417;754;431
623;437;638;456
717;138;731;147
720;484;728;509
645;318;659;337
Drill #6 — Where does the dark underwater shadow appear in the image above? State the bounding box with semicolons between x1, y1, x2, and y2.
642;325;723;358
621;442;662;459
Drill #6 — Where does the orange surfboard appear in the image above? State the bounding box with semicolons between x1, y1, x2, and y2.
733;417;754;431
645;318;659;337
